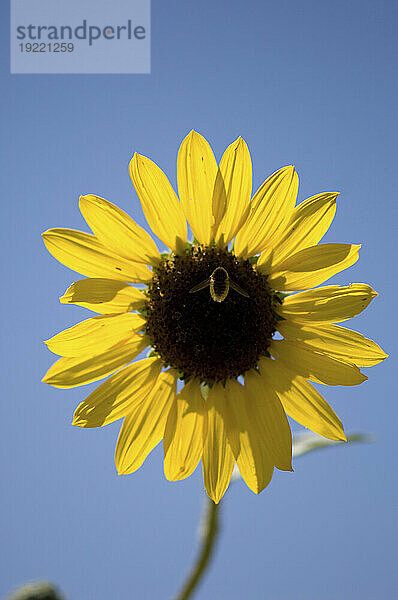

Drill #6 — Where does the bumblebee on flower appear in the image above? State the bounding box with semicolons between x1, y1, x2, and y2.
42;131;387;503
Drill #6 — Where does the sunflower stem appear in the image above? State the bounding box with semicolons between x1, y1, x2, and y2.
174;496;220;600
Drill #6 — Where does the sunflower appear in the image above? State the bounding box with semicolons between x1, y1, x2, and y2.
42;131;387;503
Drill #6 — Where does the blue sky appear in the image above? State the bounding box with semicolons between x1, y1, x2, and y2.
1;1;397;599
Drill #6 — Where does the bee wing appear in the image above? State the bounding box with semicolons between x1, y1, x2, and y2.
189;277;211;294
229;279;250;298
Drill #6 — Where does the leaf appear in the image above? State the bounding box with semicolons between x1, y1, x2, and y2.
292;431;374;458
231;431;373;481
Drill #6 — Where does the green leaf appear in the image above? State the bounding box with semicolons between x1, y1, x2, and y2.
6;581;64;600
293;431;374;459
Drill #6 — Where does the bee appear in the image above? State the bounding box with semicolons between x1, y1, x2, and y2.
189;266;249;303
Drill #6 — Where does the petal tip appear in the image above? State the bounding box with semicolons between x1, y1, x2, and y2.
133;152;145;162
187;129;199;138
280;164;298;183
129;152;139;171
72;417;86;427
210;495;222;505
236;135;248;148
115;463;127;475
78;194;91;209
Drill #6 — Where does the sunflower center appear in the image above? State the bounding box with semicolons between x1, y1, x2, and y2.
144;245;280;384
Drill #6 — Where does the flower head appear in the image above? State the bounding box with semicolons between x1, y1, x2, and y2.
42;131;387;503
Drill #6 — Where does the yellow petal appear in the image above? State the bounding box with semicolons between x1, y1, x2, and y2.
129;153;187;253
202;384;235;504
72;357;162;427
177;131;218;245
163;380;207;481
266;243;361;291
271;339;367;386
277;321;388;368
279;284;378;323
60;278;146;314
212;138;252;247
115;370;177;474
45;313;146;357
258;192;338;269
42;229;151;282
259;357;346;441
243;370;293;471
79;195;160;266
42;335;149;389
223;379;274;494
234;166;298;258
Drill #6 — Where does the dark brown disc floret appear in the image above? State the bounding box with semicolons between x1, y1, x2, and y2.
144;245;280;384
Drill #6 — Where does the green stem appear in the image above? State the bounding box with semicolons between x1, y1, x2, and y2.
174;496;221;600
